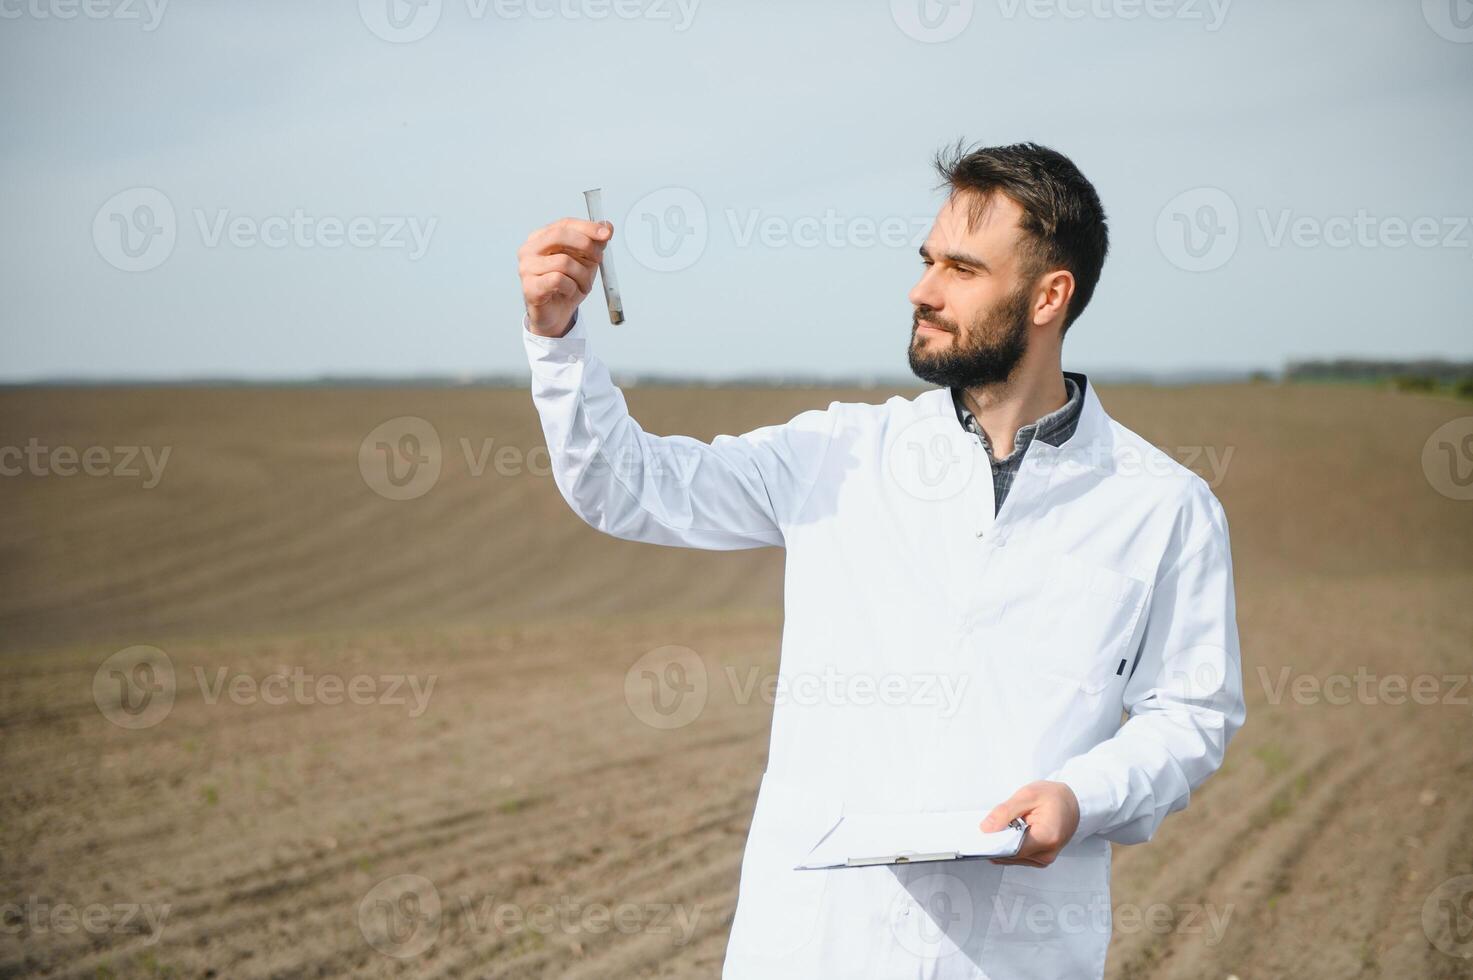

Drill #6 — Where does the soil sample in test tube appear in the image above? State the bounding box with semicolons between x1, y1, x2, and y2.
583;188;625;325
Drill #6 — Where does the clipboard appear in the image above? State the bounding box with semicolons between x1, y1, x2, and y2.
795;812;1028;870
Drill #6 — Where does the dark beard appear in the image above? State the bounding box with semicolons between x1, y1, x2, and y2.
907;284;1032;389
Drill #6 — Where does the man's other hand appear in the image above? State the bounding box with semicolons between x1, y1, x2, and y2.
981;780;1082;867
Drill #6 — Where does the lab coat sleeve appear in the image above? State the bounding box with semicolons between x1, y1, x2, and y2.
521;310;839;550
1048;485;1247;845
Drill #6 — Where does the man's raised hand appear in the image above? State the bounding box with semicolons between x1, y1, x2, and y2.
518;218;613;338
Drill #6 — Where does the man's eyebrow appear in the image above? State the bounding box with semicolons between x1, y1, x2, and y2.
918;244;990;272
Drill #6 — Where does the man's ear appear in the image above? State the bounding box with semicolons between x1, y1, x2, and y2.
1032;269;1076;328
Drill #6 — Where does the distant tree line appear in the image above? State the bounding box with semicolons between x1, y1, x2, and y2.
1286;359;1473;399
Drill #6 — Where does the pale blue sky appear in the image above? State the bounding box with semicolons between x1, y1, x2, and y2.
2;0;1470;381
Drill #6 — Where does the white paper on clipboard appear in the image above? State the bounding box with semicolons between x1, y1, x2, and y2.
795;811;1028;870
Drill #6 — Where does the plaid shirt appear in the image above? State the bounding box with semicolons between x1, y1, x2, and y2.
952;372;1086;516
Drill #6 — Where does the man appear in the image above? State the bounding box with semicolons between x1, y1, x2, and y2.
515;142;1245;979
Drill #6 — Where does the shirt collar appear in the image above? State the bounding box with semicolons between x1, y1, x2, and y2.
952;371;1087;452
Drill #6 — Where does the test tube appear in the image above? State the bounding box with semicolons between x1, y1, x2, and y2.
582;188;625;325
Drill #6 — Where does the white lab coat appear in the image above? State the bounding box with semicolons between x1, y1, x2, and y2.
522;314;1245;980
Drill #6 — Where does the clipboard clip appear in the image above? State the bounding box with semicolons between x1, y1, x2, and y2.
844;850;961;867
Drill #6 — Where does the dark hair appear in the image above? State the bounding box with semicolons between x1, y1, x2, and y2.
933;140;1109;333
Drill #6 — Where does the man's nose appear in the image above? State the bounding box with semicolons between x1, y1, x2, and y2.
908;269;942;311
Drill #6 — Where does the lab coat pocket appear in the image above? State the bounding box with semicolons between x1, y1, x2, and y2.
981;852;1111;980
1031;554;1149;695
728;771;844;957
